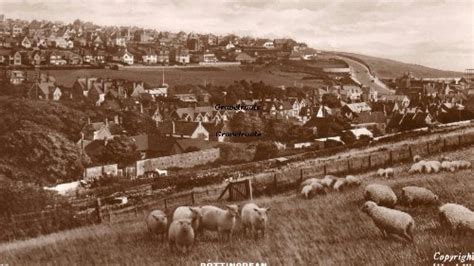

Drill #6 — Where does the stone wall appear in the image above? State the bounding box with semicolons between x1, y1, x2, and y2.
136;148;220;176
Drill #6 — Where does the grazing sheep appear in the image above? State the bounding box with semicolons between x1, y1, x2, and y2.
345;175;362;187
300;177;319;189
301;184;314;199
146;209;168;241
378;168;394;178
384;168;394;178
457;160;472;170
364;184;397;207
241;203;270;239
439;203;474;231
424;160;441;173
401;186;439;207
441;160;456;172
172;206;203;235
457;217;474;233
200;205;239;242
333;178;347;192
377;168;386;177
301;181;326;198
361;201;415;242
413;155;422;163
316;175;337;188
408;161;425;174
168;219;195;254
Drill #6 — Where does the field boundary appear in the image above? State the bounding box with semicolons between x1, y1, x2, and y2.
3;127;474;241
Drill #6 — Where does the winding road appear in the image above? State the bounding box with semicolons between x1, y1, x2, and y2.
333;55;395;95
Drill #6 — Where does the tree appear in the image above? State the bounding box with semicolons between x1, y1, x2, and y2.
254;141;279;161
322;93;341;108
101;136;141;168
265;119;291;142
229;112;265;142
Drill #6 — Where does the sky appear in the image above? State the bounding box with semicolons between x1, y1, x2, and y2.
1;0;473;72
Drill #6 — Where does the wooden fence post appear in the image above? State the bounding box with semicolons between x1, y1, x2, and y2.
191;192;195;205
408;146;412;159
248;178;253;200
10;214;17;237
458;135;462;146
95;198;102;224
443;139;447;151
273;173;278;191
300;169;303;184
164;199;168;211
347;159;351;173
134;206;139;217
323;164;327;175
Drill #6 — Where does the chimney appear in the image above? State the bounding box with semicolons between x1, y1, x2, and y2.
171;121;175;134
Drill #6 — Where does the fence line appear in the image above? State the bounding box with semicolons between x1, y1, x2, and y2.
3;130;474;234
102;130;474;223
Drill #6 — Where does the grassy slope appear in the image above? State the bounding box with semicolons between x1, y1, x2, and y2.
1;146;473;265
36;67;323;88
335;52;463;79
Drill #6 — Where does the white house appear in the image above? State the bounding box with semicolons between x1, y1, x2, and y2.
263;41;275;49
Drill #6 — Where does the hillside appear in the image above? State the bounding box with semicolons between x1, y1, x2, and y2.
333;52;463;79
0;97;90;184
1;146;472;265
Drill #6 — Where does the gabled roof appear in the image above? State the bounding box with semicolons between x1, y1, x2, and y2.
174;138;218;152
353;111;386;124
158;121;205;136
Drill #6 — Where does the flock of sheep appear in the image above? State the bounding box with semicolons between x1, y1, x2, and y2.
145;202;270;254
300;154;473;242
144;153;472;254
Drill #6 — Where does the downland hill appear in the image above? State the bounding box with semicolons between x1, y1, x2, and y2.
333;52;463;78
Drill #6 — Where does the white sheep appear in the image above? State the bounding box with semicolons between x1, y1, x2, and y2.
333;178;347;192
319;175;337;188
241;203;270;239
345;175;362;187
168;219;195;254
300;177;319;189
424;160;441;173
301;184;314;199
378;168;394;178
200;205;239;242
172;206;203;236
456;217;474;233
377;168;385;177
456;160;472;170
438;203;474;231
440;160;456;172
413;155;422;163
364;184;397;207
146;209;168;241
401;186;439;207
408;161;425;174
301;181;325;199
361;201;415;242
384;168;394;178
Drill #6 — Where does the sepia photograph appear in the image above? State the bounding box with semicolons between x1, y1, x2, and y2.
0;0;473;265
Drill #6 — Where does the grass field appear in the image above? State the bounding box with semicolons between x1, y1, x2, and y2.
36;66;323;88
1;146;473;265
